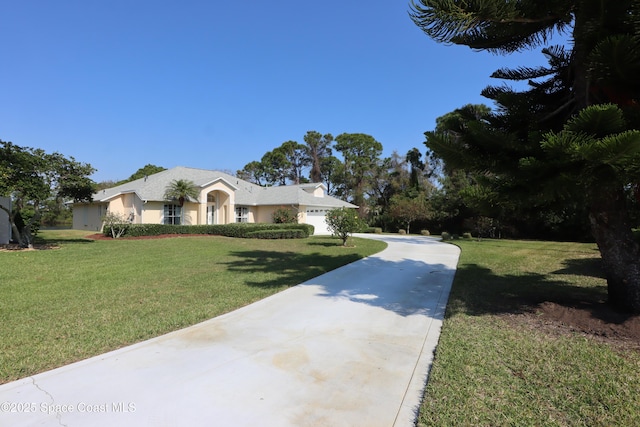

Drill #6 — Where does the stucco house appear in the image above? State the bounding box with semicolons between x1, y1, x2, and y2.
72;166;357;235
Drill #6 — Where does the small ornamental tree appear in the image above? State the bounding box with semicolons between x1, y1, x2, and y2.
388;193;431;234
325;207;365;246
102;211;130;238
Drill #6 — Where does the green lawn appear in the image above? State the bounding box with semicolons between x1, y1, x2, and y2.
5;232;639;425
418;239;640;427
0;230;386;384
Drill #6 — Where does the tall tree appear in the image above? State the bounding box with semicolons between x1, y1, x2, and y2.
320;155;342;195
237;161;268;186
370;152;412;219
125;164;166;182
334;133;384;215
365;155;396;226
0;140;95;247
405;148;425;190
303;131;334;183
411;1;640;312
261;149;290;186
276;140;309;185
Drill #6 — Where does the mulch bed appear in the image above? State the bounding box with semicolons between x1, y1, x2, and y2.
515;300;640;351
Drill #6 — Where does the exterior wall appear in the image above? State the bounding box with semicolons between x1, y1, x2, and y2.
108;196;125;216
254;205;279;224
132;196;144;224
141;202;163;224
0;197;11;244
182;203;198;225
72;203;107;231
298;208;307;224
253;205;304;224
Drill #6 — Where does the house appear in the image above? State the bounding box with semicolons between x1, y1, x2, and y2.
72;166;357;235
0;197;10;244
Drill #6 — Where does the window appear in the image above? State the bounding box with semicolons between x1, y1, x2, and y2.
164;204;182;225
235;206;248;223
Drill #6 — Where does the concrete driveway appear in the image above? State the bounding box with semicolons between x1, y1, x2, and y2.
0;234;460;427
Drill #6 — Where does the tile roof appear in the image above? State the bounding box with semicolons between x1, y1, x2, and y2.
93;166;357;208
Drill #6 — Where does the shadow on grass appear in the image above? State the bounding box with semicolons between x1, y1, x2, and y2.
552;257;606;279
36;237;96;245
222;250;364;289
448;258;637;323
305;241;343;248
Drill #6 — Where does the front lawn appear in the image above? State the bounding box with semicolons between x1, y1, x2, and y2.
0;230;386;383
418;239;640;426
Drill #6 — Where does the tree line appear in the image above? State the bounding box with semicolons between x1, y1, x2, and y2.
235;131;442;234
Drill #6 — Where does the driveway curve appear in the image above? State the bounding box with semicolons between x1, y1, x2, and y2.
0;234;460;427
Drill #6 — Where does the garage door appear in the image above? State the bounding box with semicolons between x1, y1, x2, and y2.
304;208;331;235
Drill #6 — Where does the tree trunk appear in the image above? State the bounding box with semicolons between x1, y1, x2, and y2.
588;187;640;313
310;157;322;183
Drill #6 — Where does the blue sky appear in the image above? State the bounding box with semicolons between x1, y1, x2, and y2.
2;1;551;182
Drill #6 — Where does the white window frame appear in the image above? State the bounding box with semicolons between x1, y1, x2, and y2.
164;204;182;225
235;206;248;223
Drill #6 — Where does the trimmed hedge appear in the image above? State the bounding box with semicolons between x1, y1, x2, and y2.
245;229;307;239
103;223;315;239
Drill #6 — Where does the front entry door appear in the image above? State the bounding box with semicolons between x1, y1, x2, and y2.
207;205;215;225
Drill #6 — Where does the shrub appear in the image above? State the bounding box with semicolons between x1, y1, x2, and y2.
246;229;307;239
398;229;407;235
102;212;130;238
421;229;430;236
441;232;453;241
102;223;313;239
361;227;382;234
272;207;298;224
463;232;473;239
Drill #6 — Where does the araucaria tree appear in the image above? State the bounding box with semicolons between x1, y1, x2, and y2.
410;1;640;312
0;140;95;247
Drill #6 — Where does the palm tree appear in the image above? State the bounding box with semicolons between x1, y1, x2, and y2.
163;179;199;224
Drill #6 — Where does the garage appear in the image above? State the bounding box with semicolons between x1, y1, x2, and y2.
304;207;332;235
